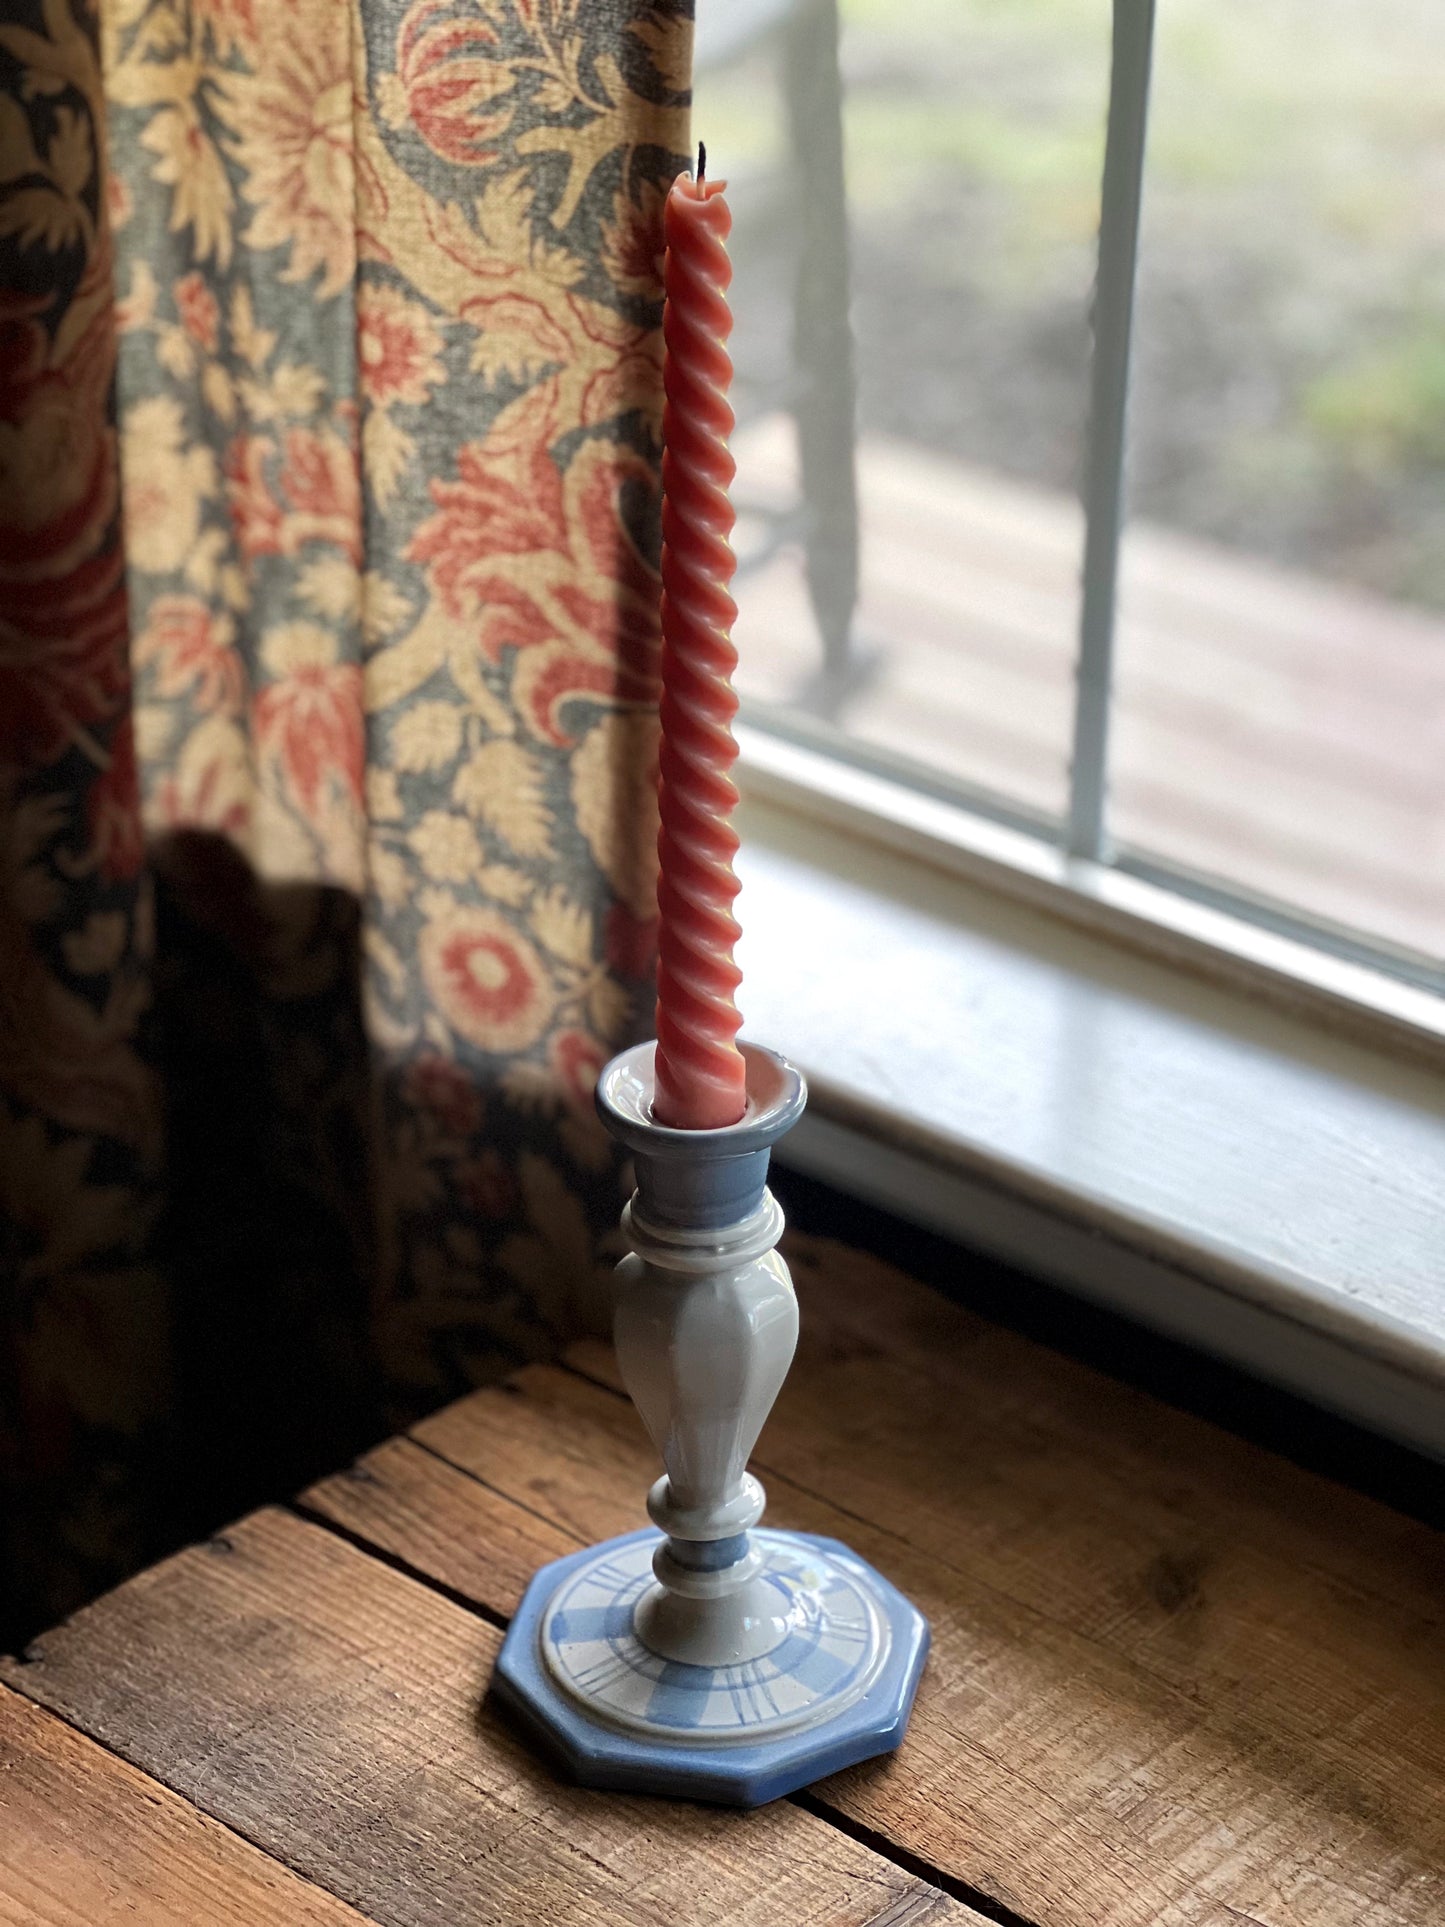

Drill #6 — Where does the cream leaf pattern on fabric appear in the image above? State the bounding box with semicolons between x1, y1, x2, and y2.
1;0;692;1642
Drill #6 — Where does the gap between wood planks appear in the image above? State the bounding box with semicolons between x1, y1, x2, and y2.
292;1270;1445;1927
289;1487;510;1636
4;1507;978;1927
285;1405;1031;1927
0;1683;383;1927
28;1234;1429;1927
555;1347;933;1569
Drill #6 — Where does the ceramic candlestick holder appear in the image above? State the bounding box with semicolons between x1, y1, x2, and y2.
494;1039;929;1805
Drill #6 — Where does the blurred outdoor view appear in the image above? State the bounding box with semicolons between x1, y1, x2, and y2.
695;0;1445;963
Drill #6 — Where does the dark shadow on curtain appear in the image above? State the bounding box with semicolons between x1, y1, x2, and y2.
1;832;385;1653
4;823;631;1653
147;834;384;1543
2;0;687;1652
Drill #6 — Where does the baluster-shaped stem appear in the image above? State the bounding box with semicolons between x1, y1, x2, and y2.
616;1194;797;1665
598;1042;806;1665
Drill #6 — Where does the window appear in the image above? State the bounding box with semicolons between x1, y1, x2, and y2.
695;0;1445;1008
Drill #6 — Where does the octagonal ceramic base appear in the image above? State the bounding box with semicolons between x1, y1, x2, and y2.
492;1527;929;1806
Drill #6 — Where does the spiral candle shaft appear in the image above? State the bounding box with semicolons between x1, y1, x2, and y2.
651;161;748;1132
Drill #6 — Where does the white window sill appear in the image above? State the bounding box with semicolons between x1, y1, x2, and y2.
733;729;1445;1459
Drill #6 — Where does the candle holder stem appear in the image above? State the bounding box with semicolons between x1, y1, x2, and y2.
616;1188;796;1669
494;1041;929;1806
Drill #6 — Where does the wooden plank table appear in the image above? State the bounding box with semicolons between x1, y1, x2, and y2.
4;1233;1443;1927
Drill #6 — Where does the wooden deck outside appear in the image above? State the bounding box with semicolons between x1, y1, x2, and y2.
733;416;1445;961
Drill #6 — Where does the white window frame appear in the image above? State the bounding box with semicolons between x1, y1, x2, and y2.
733;734;1445;1460
725;1;1445;1456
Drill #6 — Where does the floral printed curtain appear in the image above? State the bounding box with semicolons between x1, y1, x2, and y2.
1;0;691;1646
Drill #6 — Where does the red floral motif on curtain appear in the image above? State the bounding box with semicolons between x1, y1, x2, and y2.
0;0;694;1646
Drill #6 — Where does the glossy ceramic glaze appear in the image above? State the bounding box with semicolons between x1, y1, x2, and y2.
493;1039;929;1803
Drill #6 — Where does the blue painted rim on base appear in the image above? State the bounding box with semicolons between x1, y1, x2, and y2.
492;1527;930;1807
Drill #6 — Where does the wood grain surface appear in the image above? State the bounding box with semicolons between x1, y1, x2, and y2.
0;1685;374;1927
298;1234;1445;1927
4;1233;1440;1927
0;1507;977;1927
300;1433;574;1616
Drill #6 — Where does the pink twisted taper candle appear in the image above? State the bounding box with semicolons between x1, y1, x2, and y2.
651;149;748;1132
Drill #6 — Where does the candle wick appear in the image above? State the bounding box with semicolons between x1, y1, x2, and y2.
696;141;706;184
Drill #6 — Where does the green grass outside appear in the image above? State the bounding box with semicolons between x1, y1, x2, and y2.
697;0;1445;609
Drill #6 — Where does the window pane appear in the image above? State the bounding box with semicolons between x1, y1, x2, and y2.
1112;0;1445;961
695;0;1108;823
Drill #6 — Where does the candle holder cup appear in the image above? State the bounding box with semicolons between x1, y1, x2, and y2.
494;1039;929;1805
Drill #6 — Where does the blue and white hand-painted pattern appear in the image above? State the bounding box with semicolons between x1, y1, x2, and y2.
541;1530;887;1742
494;1526;930;1805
